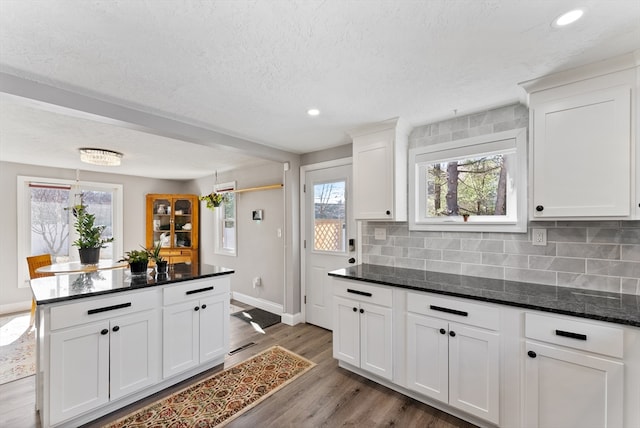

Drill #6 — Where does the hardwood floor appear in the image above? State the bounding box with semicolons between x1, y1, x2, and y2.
0;303;476;428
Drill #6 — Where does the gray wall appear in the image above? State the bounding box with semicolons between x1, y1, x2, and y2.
301;144;352;166
194;162;286;309
1;160;186;311
362;104;640;295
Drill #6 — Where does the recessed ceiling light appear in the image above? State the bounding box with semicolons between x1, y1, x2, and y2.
553;9;584;27
307;108;320;116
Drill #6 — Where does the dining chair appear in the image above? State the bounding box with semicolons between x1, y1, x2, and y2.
26;254;53;325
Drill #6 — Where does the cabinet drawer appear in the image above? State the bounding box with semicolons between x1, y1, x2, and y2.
50;290;159;330
163;277;230;306
525;312;623;359
333;279;392;307
407;293;499;331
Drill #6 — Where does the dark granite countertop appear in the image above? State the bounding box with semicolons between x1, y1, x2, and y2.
30;263;234;305
329;264;640;328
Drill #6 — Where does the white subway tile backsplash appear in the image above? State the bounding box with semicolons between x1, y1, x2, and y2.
557;243;620;259
443;250;482;264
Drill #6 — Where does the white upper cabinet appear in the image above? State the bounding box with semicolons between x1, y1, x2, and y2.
350;118;409;221
522;52;638;220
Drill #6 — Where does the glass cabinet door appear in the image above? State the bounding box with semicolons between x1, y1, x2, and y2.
173;198;193;248
152;198;172;248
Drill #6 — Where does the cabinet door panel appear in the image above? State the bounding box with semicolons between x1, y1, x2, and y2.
406;313;449;401
110;310;159;400
333;296;360;366
524;341;623;428
199;294;229;363
163;300;199;378
50;321;109;425
360;302;393;380
354;136;393;219
448;323;500;424
532;85;631;217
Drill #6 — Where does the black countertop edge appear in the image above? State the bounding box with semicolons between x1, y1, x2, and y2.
329;265;640;328
32;265;234;305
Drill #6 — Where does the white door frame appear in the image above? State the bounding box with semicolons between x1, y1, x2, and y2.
300;157;360;325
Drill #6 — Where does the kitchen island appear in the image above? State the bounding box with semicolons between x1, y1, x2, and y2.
30;263;234;428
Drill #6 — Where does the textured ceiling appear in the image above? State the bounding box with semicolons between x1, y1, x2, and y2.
1;0;639;179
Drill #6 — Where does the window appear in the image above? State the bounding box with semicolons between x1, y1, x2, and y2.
409;128;527;232
214;181;236;256
313;180;347;253
18;176;123;287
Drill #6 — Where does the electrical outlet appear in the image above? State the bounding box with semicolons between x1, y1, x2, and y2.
374;228;387;241
253;277;261;288
532;228;547;246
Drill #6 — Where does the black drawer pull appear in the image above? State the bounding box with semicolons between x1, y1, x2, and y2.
555;329;587;341
429;305;468;317
88;302;132;315
186;286;214;295
347;289;372;297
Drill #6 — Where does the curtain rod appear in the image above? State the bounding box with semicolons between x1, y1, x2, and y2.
219;183;283;194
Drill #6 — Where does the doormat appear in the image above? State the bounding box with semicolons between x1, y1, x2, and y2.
0;312;35;385
104;346;315;427
231;308;281;330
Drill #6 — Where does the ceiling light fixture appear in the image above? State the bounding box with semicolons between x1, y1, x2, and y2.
553;9;584;27
307;108;320;116
79;148;123;166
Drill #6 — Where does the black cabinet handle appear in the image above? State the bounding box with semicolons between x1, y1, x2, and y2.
194;306;200;311
88;302;132;315
439;328;446;335
449;331;456;337
536;205;544;212
359;308;364;314
186;286;214;295
555;330;587;341
528;350;537;358
352;307;357;312
385;210;391;215
347;289;372;297
201;304;207;309
348;258;356;264
100;329;108;335
112;325;120;332
429;305;468;317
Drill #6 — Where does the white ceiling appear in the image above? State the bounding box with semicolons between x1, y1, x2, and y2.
1;0;639;179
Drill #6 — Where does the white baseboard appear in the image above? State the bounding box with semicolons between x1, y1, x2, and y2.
281;312;303;326
0;300;31;316
231;292;283;315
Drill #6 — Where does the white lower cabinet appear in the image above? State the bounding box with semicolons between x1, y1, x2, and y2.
523;313;625;428
333;282;393;380
49;292;159;425
163;278;230;378
406;294;500;425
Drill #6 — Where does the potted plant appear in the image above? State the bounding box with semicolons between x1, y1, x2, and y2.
148;242;168;274
119;248;149;275
199;192;227;211
70;203;114;264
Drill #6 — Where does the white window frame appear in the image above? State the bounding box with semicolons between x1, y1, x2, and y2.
409;128;527;232
17;176;123;288
214;181;237;256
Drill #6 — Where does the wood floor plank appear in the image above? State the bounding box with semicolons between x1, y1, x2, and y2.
0;310;477;428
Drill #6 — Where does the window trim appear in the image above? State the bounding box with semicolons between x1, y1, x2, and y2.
408;128;527;232
214;181;237;256
17;176;123;288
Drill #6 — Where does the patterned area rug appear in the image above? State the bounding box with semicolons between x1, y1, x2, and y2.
0;312;36;384
105;345;316;427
